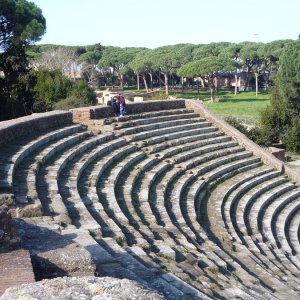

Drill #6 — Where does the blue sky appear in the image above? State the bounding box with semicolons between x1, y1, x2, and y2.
31;0;299;48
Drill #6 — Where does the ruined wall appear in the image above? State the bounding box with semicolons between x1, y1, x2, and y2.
0;111;72;146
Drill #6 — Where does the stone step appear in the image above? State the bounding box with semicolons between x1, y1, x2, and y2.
153;135;233;160
110;112;201;129
116;117;206;136
288;211;300;255
125;121;212;142
249;182;296;238
98;237;209;299
234;176;289;238
262;189;300;249
223;170;281;244
99;108;196;125
276;200;300;255
13;131;91;206
0;124;86;191
137;125;219;148
78;145;141;241
143;130;225;154
36;134;115;224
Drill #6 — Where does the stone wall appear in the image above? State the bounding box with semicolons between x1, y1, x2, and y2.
71;100;186;125
0;111;72;147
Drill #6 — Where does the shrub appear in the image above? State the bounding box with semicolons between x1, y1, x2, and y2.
224;116;248;135
147;92;169;100
33;69;72;111
68;80;96;105
53;96;91;110
225;116;265;145
283;117;300;152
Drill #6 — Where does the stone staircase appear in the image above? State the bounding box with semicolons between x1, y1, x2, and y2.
1;103;300;299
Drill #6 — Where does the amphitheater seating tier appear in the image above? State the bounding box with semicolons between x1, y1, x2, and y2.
1;105;300;299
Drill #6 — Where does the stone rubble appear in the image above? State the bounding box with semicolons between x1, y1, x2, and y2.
0;276;165;300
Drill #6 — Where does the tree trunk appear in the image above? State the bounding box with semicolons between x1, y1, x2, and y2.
209;77;216;102
214;76;218;94
255;72;258;97
164;73;169;95
120;74;124;89
200;77;205;88
154;72;164;88
137;74;140;90
181;76;184;93
149;72;153;91
142;74;149;93
112;68;115;88
265;70;270;91
234;73;238;96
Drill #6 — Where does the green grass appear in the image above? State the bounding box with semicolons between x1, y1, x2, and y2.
287;151;300;160
169;89;270;126
125;87;270;126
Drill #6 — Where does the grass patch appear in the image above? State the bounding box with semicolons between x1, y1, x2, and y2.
169;89;270;126
125;88;270;126
287;151;300;161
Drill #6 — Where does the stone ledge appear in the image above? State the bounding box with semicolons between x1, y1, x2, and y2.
71;100;186;125
0;111;72;146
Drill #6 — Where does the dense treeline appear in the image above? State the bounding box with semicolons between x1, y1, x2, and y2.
29;40;293;99
0;0;299;152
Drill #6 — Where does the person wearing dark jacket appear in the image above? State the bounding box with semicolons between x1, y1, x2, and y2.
112;96;120;116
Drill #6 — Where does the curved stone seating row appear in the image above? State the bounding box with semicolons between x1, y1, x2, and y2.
2;104;300;299
0;124;85;191
247;182;297;265
36;134;115;223
110;154;270;296
223;170;300;274
106;116;274;296
69;131;237;297
105;110;296;298
57;138;128;232
125;120;212;142
81;113;276;296
137;125;219;150
288;211;300;255
229;175;300;277
125;150;284;298
275;200;300;254
13;131;91;206
110;112;200;129
143;130;225;154
206;165;300;293
114;116;205;136
261;189;300;264
101;108;195;125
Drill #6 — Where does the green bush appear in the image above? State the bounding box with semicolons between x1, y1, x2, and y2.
258;41;300;153
283;117;300;152
147;92;169;100
224;116;248;135
33;69;72;111
225;116;264;145
69;80;96;105
53;96;91;110
33;70;96;111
